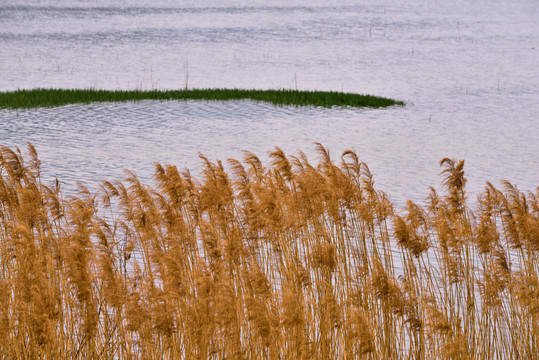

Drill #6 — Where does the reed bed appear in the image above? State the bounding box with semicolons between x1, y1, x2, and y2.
0;143;537;359
0;88;404;110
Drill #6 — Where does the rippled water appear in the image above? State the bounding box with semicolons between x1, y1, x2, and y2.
1;0;538;205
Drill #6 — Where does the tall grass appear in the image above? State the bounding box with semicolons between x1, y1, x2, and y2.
0;143;537;359
0;88;404;109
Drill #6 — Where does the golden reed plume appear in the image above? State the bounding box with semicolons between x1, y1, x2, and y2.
0;144;537;359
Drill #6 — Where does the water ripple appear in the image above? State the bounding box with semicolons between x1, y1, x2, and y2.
1;0;538;206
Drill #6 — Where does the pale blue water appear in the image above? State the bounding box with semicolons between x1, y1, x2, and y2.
1;0;538;205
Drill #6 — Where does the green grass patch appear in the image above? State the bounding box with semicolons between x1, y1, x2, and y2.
0;88;404;109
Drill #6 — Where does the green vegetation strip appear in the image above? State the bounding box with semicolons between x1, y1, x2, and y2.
0;88;404;109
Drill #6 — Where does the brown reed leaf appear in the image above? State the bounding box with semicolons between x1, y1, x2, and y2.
281;289;305;329
513;272;539;316
347;306;375;355
245;295;273;347
0;145;26;184
270;147;293;183
371;258;405;315
393;212;429;257
441;334;470;360
310;242;336;271
440;158;467;214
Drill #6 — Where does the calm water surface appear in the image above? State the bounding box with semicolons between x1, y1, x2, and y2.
1;0;538;205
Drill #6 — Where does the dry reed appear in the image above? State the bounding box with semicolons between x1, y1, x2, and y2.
0;143;537;359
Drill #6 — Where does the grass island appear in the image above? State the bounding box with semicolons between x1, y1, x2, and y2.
0;88;404;109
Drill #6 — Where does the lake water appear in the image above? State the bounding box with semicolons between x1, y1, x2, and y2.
1;0;538;206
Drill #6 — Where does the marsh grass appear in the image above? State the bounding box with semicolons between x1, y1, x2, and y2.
0;143;537;359
0;88;404;109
